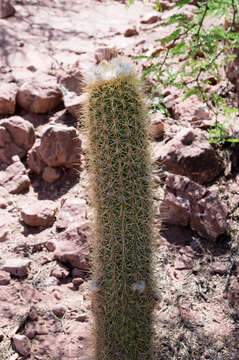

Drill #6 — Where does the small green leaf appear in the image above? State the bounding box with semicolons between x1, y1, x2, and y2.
176;0;194;8
160;29;182;45
183;88;200;100
133;55;153;60
164;14;189;25
226;138;239;143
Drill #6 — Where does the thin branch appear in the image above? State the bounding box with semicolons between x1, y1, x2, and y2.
195;2;209;38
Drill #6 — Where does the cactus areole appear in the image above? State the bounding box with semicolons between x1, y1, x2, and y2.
83;58;154;360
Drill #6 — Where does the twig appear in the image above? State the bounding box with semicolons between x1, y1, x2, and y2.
195;2;209;38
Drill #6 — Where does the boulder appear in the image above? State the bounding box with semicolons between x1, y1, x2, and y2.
1;116;35;151
161;174;228;240
0;126;23;164
20;200;57;227
38;125;81;168
0;0;15;18
154;127;223;184
0;83;18;115
17;75;62;114
0;116;35;164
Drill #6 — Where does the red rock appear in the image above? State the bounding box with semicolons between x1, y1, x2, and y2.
42;166;62;183
1;116;35;152
175;254;194;270
0;209;13;242
12;334;31;357
25;324;36;339
0;125;21;164
52;304;67;318
0;116;35;164
124;27;138;37
56;197;88;230
38;125;81;168
173;95;210;124
76;313;88;322
0;226;9;242
2;258;31;277
0;156;30;194
51;263;70;279
210;262;228;275
28;306;38;321
150;121;164;140
17;75;62;114
72;277;84;286
0;187;11;209
0;270;11;285
0;83;18;115
161;187;190;227
58;65;84;118
45;240;56;252
54;241;90;270
154;127;223;184
20;200;57;227
161;174;228;240
0;0;15;18
225;47;239;86
27;141;45;175
141;13;159;24
72;268;86;278
0;125;11;147
54;222;91;269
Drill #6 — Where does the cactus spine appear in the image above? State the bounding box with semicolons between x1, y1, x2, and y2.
83;58;154;360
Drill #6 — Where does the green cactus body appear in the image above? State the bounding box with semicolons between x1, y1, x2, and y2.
83;59;154;360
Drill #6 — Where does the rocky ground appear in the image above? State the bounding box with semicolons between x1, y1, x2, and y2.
0;0;239;359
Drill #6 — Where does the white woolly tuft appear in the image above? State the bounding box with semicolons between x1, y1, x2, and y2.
86;58;134;84
131;280;146;293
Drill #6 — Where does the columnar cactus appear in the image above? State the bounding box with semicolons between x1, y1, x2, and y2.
83;58;155;360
